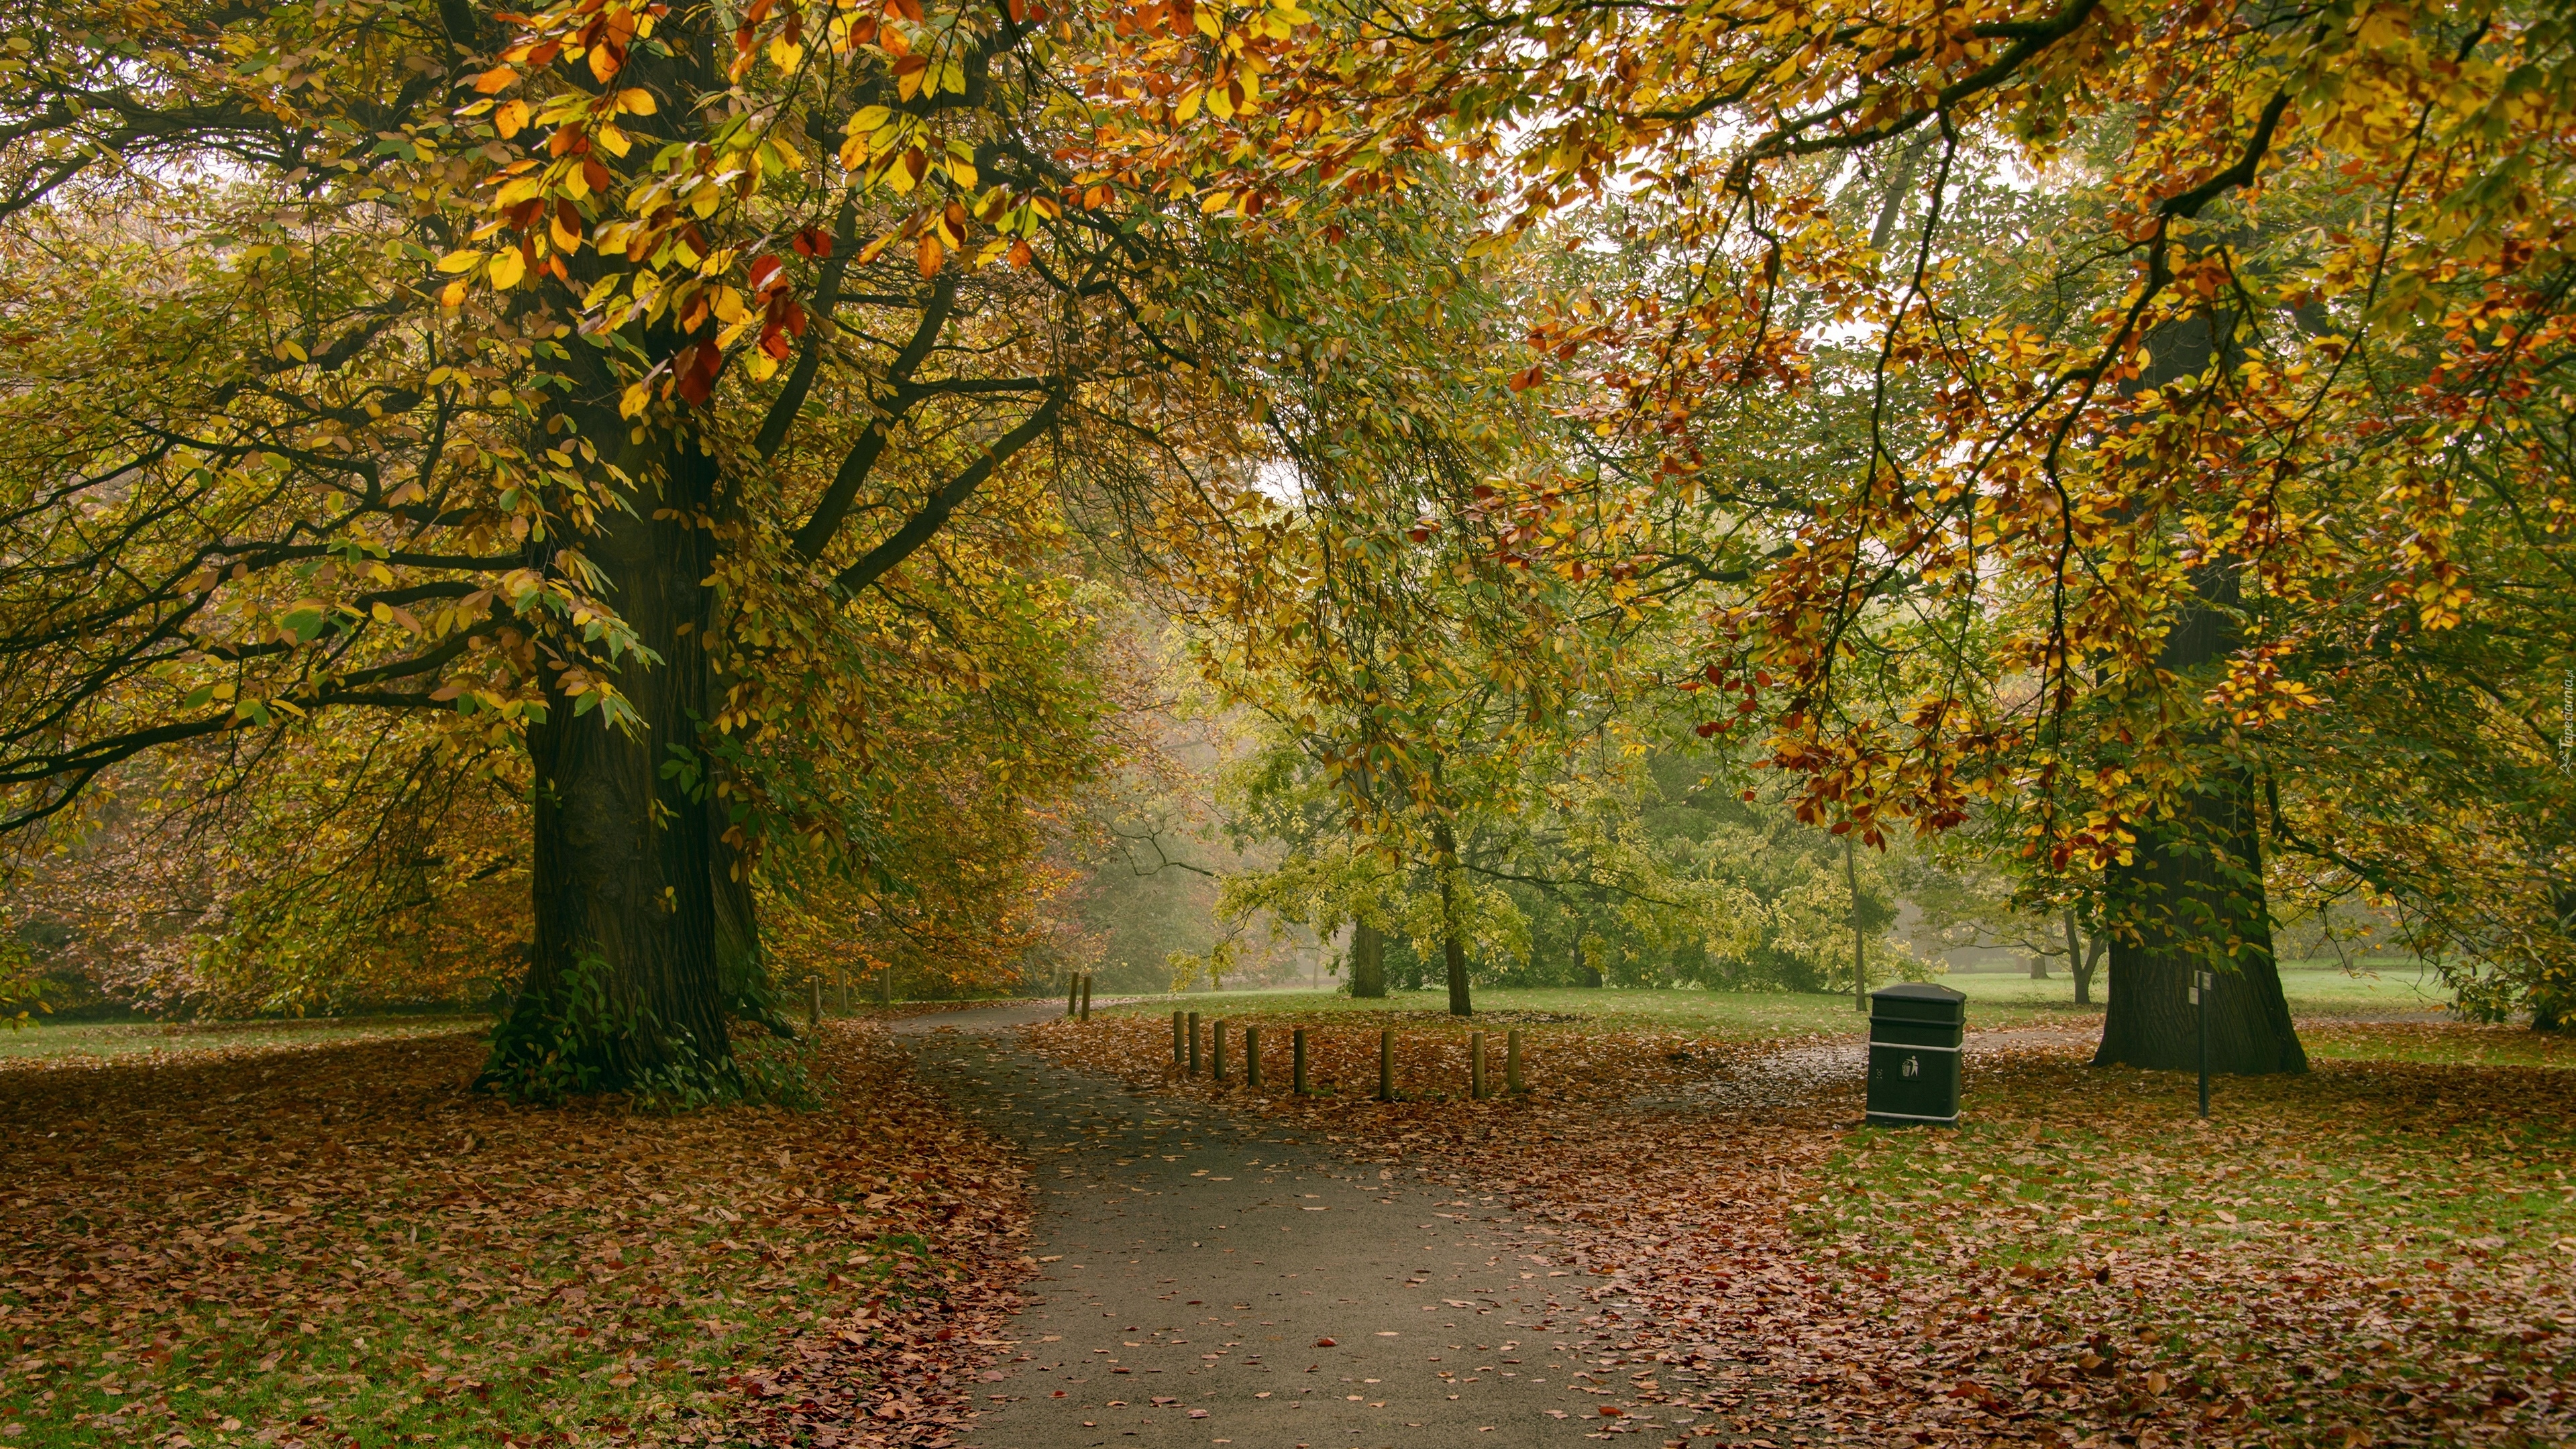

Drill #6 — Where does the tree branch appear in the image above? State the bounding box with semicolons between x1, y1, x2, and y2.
831;388;1067;594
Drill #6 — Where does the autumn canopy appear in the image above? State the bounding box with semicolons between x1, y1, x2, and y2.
4;0;2573;1081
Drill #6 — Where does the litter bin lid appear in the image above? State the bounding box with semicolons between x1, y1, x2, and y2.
1870;983;1966;1002
1870;981;1968;1026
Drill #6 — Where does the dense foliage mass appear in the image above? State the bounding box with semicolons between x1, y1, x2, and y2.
1194;0;2576;1040
0;0;1285;1072
6;0;2574;1075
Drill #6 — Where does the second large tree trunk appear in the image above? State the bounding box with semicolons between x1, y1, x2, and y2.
1350;922;1387;998
2094;567;2305;1075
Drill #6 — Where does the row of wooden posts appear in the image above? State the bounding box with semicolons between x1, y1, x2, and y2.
806;969;898;1026
1165;1008;1524;1101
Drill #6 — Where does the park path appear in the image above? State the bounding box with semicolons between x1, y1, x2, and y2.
888;1006;1667;1449
880;1000;2473;1449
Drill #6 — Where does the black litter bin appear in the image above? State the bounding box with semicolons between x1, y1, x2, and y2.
1866;982;1966;1126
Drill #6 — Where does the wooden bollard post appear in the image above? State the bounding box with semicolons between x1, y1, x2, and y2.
1378;1028;1395;1102
1080;973;1093;1021
1293;1028;1309;1095
881;969;894;1006
1245;1026;1263;1088
1067;974;1080;1016
808;977;822;1030
1171;1010;1185;1068
1213;1019;1230;1084
1188;1012;1201;1075
1507;1029;1523;1093
1470;1030;1486;1099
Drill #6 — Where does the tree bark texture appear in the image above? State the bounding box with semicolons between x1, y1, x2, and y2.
1433;819;1472;1017
2066;908;2103;1005
488;427;737;1091
2095;565;2306;1075
1350;922;1387;998
1846;835;1867;1010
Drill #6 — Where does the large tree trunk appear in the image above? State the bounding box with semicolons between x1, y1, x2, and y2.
1432;819;1471;1017
1350;922;1387;998
472;9;747;1097
481;429;736;1095
2094;566;2306;1075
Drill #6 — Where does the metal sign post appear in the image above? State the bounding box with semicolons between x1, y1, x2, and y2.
2189;968;2212;1118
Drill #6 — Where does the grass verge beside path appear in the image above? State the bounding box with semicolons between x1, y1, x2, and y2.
1809;1045;2576;1445
1949;958;2455;1018
0;1022;1030;1448
0;1016;491;1065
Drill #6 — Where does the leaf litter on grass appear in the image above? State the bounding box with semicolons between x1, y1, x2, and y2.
1026;1012;2576;1446
0;1020;1034;1448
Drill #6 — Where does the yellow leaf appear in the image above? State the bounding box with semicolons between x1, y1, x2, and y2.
849;104;892;133
437;249;484;273
620;382;651;419
494;99;531;138
917;233;943;278
616;87;658;115
439;280;468;308
1195;4;1220;36
947;157;978;191
886;147;924;194
489;249;527;289
471;66;517;93
1177;87;1201;122
1208;83;1235;119
1199;189;1234;214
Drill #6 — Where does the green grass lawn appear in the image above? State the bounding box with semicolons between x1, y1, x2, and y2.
1946;956;2453;1018
1098;985;1888;1036
0;1015;488;1065
1118;961;2457;1041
